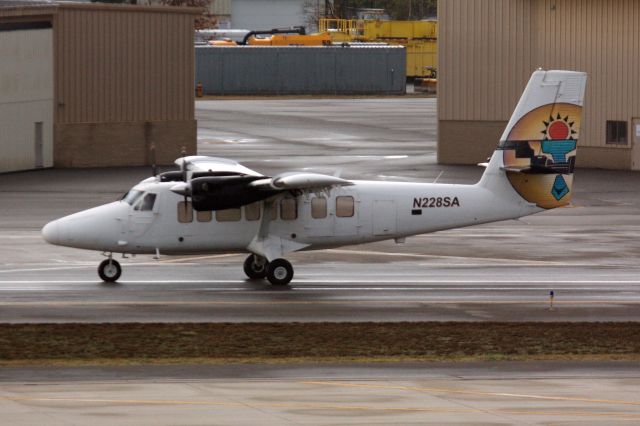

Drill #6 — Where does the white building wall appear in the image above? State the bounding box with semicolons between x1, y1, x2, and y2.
0;28;53;173
231;0;306;30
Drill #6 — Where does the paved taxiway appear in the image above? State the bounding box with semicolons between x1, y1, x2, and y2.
1;362;639;425
1;98;640;322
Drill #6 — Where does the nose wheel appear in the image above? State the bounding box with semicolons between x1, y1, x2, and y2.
98;258;121;283
266;258;294;286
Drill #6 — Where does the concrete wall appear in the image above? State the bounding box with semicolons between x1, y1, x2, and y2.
195;46;406;95
54;121;197;167
0;28;53;173
438;0;640;169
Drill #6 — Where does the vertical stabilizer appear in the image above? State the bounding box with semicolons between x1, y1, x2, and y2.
480;70;587;209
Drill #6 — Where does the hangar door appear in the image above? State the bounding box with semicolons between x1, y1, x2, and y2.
0;24;53;173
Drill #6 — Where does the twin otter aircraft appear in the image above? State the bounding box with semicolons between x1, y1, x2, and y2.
42;70;586;285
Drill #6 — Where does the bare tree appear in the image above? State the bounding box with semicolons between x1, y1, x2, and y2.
159;0;217;29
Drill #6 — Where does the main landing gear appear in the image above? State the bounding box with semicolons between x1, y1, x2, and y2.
243;254;294;286
98;255;121;283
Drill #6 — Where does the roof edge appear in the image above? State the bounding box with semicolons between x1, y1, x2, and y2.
57;2;203;15
0;2;203;16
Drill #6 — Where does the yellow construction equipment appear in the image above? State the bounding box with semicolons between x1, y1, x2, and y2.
319;18;438;78
209;26;331;47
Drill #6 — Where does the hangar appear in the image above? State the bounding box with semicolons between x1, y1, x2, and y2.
0;2;198;173
438;0;640;170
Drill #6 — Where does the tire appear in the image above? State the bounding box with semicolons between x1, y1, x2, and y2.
243;254;268;279
266;258;294;286
98;259;121;282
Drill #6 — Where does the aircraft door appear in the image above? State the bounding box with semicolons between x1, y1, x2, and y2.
129;192;158;237
372;200;397;236
304;195;333;237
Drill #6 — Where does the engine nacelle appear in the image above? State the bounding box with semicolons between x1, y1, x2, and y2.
189;176;279;211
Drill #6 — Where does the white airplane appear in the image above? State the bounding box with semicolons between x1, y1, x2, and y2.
42;69;586;285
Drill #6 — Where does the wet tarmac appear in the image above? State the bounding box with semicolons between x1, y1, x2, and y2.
1;98;640;322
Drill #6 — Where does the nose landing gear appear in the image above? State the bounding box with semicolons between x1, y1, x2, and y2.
243;254;293;286
98;256;121;283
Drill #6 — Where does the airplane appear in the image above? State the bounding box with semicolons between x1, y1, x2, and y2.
42;69;586;286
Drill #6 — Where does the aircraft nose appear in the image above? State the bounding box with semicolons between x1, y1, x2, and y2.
42;220;60;245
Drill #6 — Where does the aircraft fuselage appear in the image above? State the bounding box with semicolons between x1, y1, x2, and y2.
43;178;540;256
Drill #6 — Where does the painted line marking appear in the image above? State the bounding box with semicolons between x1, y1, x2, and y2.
1;279;640;285
302;381;640;407
0;300;637;307
324;249;572;265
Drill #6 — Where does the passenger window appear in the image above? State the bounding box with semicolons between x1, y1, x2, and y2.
336;196;354;217
245;202;261;221
311;197;327;219
197;210;212;222
135;193;156;211
177;201;193;223
216;208;241;222
280;198;297;220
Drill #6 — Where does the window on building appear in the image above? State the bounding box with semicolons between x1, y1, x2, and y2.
311;197;327;219
336;196;354;217
197;210;212;222
177;201;193;223
606;121;628;145
216;208;241;222
245;202;261;221
280;198;297;220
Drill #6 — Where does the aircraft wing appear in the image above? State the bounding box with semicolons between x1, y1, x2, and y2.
249;172;353;191
175;155;263;176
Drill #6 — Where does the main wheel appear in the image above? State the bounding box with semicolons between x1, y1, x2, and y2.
243;254;268;279
266;258;294;286
98;259;121;283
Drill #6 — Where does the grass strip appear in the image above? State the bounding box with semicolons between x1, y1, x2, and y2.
0;322;639;365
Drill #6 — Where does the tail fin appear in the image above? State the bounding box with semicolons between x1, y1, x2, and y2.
480;69;587;209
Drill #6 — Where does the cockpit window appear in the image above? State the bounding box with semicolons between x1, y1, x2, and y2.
134;193;157;211
122;190;143;205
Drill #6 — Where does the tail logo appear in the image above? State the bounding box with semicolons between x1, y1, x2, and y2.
502;103;581;209
542;113;577;140
551;175;570;201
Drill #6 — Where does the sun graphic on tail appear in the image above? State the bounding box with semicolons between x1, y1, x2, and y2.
542;113;577;140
